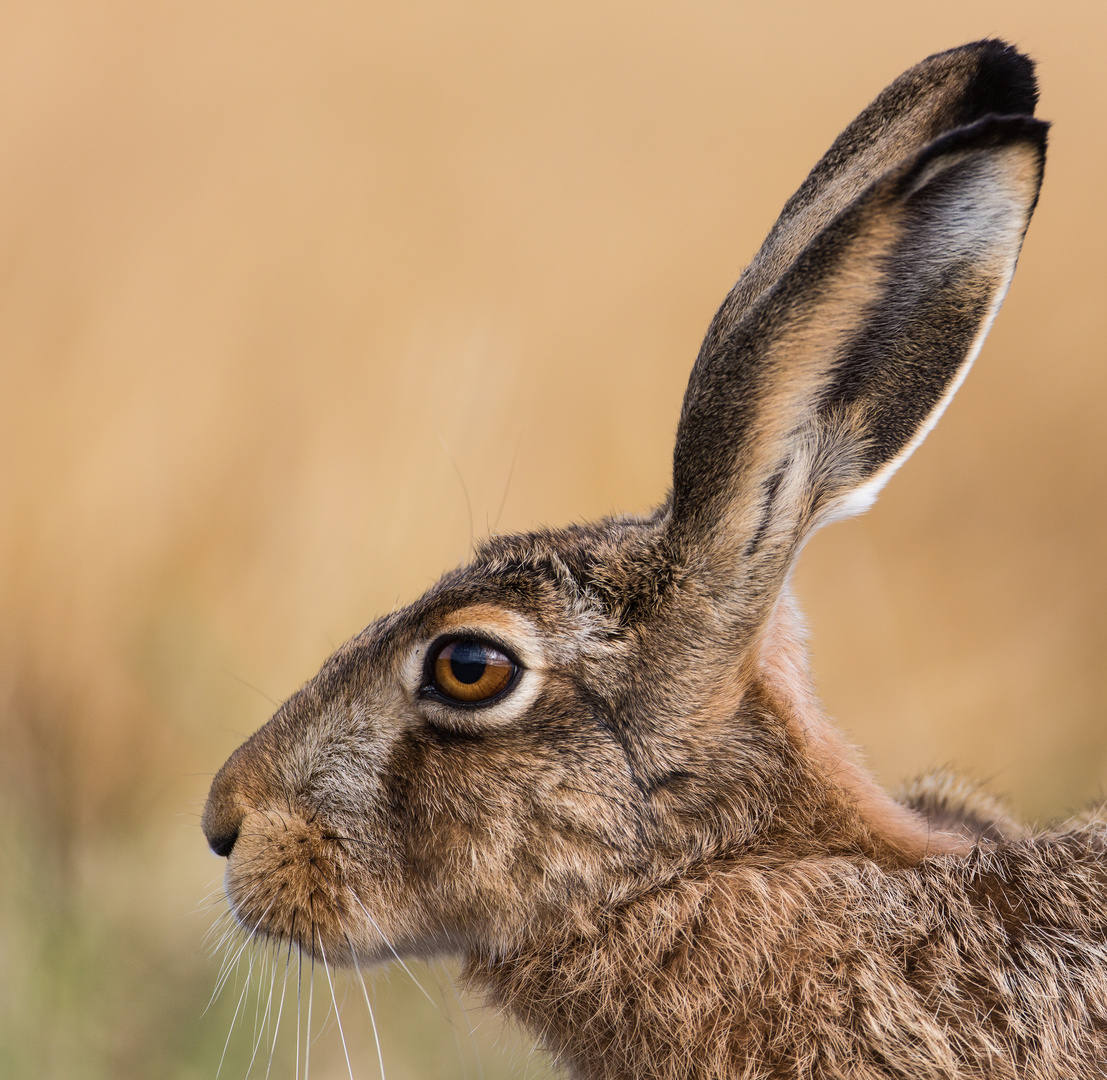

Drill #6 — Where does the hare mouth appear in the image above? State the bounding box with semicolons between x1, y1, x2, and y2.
221;808;399;965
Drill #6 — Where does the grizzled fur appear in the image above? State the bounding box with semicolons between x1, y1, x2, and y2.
204;41;1107;1079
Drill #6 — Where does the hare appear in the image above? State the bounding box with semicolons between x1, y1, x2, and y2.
203;40;1107;1079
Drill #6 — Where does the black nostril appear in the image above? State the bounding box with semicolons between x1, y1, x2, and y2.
202;764;248;859
207;824;240;858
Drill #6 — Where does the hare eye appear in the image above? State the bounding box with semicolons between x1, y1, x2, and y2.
427;638;518;705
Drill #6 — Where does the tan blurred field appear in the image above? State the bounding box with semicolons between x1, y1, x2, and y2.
1;2;1105;1077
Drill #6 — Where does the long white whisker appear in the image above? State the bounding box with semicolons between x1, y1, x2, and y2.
209;896;275;1011
245;946;280;1078
204;930;242;1015
246;948;267;1074
216;959;253;1079
318;937;355;1080
199;879;235;909
205;909;242;960
205;907;253;1014
265;944;293;1080
305;933;315;1080
211;891;282;1077
349;892;448;1019
295;944;303;1080
347;933;387;1080
201;901;237;948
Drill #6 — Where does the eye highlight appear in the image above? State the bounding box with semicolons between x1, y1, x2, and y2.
425;637;519;705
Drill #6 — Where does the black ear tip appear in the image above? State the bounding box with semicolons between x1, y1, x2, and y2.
961;38;1039;119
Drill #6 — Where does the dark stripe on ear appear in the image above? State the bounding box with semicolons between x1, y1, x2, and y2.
821;116;1047;477
742;470;786;560
665;114;1046;631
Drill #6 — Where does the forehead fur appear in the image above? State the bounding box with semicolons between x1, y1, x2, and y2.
306;517;663;692
464;513;677;629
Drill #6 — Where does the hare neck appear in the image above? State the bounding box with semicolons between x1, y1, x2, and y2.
752;588;969;866
463;858;910;1080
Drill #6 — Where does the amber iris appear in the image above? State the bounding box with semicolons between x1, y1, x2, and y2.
431;638;516;704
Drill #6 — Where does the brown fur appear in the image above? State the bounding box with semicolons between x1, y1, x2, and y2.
203;42;1104;1079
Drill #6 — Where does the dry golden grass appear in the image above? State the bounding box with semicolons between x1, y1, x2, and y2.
1;2;1105;1076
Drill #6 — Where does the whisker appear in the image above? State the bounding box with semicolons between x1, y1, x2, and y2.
295;942;304;1080
209;897;275;1010
318;936;355;1080
199;876;233;911
208;926;248;1012
244;946;280;1079
281;780;296;820
220;666;281;707
265;944;292;1080
304;924;316;1080
216;957;253;1079
492;429;524;533
347;932;387;1080
202;909;239;956
438;433;475;556
245;949;265;1076
205;913;242;977
349;892;449;1019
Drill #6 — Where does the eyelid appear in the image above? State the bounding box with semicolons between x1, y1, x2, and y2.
416;605;550;672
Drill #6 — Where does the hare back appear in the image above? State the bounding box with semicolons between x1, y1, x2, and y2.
895;770;1029;844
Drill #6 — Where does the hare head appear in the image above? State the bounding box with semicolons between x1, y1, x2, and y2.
204;40;1055;1078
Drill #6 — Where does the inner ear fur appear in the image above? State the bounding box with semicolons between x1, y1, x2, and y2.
664;116;1046;639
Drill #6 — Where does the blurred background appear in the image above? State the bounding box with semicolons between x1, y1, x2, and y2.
1;1;1104;1076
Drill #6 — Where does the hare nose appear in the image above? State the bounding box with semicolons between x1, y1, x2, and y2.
202;765;247;858
204;814;241;858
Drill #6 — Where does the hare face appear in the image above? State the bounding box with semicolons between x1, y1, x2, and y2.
204;96;1049;962
205;523;690;963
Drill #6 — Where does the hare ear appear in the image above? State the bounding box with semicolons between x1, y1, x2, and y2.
665;116;1047;636
702;39;1038;347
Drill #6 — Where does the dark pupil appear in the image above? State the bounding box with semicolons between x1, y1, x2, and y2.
449;642;488;685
